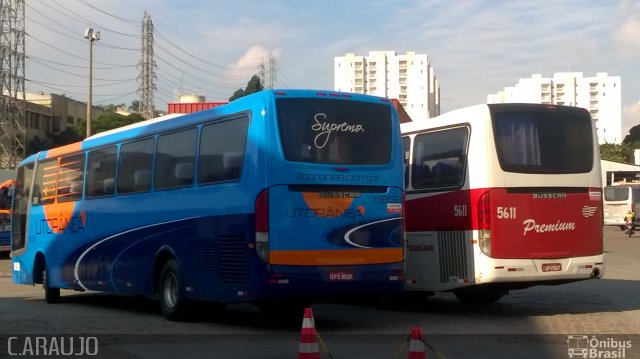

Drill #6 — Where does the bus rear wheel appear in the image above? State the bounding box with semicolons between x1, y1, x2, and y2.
43;266;60;304
158;259;189;321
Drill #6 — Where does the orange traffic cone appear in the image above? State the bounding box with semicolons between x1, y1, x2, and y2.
298;307;320;359
408;326;426;359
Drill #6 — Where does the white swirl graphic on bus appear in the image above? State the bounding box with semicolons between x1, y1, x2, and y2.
311;113;364;149
522;219;576;236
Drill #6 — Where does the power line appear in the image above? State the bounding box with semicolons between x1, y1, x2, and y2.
28;57;135;82
27;78;134;88
49;0;139;37
28;55;136;70
154;28;255;72
75;0;140;25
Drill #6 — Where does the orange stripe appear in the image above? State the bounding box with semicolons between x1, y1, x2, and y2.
269;248;403;266
47;142;82;158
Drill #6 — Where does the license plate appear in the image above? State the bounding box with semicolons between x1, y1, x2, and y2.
542;263;562;272
329;271;353;281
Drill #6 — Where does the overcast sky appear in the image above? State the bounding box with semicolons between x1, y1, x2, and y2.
24;0;640;133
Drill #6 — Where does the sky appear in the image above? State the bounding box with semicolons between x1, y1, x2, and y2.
24;0;640;134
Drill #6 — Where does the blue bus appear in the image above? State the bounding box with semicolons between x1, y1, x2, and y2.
11;89;405;320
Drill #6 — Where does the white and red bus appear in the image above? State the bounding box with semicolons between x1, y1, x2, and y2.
401;103;604;303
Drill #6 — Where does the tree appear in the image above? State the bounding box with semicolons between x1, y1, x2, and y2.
77;112;146;136
93;113;146;135
99;103;125;112
600;143;635;163
623;124;640;144
52;127;83;146
229;75;264;101
129;100;140;112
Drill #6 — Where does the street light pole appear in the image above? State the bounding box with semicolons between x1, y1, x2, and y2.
84;28;100;138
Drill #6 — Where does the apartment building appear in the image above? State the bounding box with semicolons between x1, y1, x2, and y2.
334;51;440;121
487;72;622;144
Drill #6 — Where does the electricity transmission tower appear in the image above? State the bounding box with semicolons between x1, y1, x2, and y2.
138;11;156;119
0;0;25;169
269;53;277;89
258;57;266;89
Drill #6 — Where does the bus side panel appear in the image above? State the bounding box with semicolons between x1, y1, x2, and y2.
404;190;476;291
55;214;252;300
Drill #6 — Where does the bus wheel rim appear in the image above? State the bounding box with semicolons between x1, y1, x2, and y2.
163;273;178;309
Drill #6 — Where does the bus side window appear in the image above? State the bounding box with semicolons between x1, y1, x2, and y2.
174;162;194;186
222;152;242;180
134;170;151;192
103;178;115;195
413;162;432;187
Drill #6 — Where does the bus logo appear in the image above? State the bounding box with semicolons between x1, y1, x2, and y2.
532;192;567;199
567;335;589;358
581;206;597;217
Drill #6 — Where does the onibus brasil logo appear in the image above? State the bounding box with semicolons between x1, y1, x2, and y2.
567;335;632;358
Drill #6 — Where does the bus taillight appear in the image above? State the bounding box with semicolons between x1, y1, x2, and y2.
478;190;492;257
255;189;269;262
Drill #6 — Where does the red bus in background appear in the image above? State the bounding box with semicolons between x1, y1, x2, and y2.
0;179;14;253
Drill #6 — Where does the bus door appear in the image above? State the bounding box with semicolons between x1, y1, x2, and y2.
263;96;404;280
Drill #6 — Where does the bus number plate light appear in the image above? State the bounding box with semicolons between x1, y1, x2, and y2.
542;263;562;272
329;271;353;281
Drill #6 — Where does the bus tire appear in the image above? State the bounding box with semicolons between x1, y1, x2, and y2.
43;266;60;304
454;288;504;304
158;259;189;321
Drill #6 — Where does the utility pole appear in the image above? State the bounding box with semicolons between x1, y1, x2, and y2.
0;0;25;169
84;27;100;138
138;11;156;119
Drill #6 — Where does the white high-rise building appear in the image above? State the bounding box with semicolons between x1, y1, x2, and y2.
488;72;622;144
334;51;440;121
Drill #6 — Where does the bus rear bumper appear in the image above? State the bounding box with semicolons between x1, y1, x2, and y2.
475;254;605;285
255;262;405;301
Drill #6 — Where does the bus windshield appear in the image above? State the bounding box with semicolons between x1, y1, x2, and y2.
604;186;631;201
276;98;391;165
491;106;593;174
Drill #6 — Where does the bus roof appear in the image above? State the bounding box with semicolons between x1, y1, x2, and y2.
400;103;590;134
18;89;393;166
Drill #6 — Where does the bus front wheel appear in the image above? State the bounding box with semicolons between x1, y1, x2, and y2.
43;266;60;304
158;259;189;321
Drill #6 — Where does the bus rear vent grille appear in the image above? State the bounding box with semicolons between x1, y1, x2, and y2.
218;235;247;284
437;230;469;284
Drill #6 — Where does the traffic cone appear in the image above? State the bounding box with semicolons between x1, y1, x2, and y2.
298;307;320;359
408;326;426;359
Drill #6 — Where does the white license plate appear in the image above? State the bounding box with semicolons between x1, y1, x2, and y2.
542;263;562;272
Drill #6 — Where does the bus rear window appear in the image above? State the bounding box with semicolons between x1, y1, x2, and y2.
276;98;391;165
491;106;593;174
604;187;630;201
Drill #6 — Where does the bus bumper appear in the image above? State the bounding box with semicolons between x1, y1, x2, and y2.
254;262;405;301
475;254;605;285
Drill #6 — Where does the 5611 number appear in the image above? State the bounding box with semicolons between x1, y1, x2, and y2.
497;206;516;219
